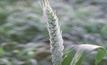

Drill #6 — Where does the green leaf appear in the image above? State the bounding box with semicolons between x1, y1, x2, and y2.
0;47;5;54
62;44;107;65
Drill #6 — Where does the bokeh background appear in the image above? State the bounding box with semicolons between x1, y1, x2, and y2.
0;0;107;65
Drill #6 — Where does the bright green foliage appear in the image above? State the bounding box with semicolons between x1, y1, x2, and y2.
62;44;107;65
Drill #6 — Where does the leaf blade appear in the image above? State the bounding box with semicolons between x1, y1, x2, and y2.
62;44;107;65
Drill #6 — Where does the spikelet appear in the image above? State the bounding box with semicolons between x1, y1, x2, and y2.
40;0;64;65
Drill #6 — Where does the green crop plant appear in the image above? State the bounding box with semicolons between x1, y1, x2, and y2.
40;0;107;65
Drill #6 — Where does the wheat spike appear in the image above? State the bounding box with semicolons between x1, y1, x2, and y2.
40;0;64;65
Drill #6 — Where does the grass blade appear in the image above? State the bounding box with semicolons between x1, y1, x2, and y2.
62;44;107;65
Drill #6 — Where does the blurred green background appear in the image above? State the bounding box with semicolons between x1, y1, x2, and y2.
0;0;107;65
